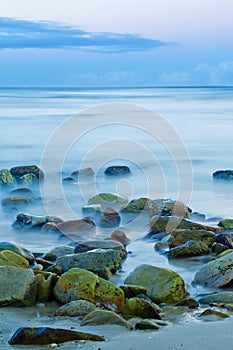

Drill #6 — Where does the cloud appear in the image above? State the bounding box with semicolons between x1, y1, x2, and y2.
156;61;233;85
0;17;176;53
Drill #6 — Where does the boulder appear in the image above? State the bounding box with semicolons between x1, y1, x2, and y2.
0;250;29;268
198;291;233;304
2;196;32;210
175;297;199;308
0;169;14;185
53;268;125;312
74;239;127;258
12;213;62;230
168;229;215;248
71;167;94;177
0;242;35;264
10;165;44;180
194;252;233;288
214;233;233;249
56;219;95;238
9;327;105;345
122;297;161;319
148;216;221;236
120;198;151;213
218;219;233;229
104;165;131;175
213;170;233;180
81;309;131;329
124;264;187;304
99;206;121;228
149;199;191;218
109;230;130;245
0;266;37;306
198;309;229;320
87;193;128;207
82;204;101;215
56;248;122;273
120;285;147;298
55;299;96;317
166;240;211;259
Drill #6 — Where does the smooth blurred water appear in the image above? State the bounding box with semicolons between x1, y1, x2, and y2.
0;86;233;290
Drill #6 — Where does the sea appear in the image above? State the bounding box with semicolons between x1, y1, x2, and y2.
0;86;233;294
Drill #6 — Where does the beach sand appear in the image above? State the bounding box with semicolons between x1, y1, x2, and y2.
1;303;233;350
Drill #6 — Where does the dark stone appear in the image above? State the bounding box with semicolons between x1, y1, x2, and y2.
175;297;199;308
213;170;233;180
166;240;211;259
99;206;121;228
8;327;105;345
10;165;44;180
104;165;131;175
215;233;233;249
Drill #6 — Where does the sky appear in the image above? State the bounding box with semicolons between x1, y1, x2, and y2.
0;0;233;86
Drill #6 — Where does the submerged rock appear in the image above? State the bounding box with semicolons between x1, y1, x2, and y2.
9;327;105;345
53;268;125;312
124;264;187;304
168;229;215;249
74;239;127;258
166;240;211;259
213;170;233;180
55;299;96;317
81;309;131;329
198;291;233;304
56;219;95;238
109;230;130;245
82;204;101;215
12;213;62;230
87;193;128;207
2;196;32;210
105;165;131;175
149;199;191;219
0;169;14;185
71;167;94;177
198;309;229;320
120;198;151;213
10;165;44;180
18;173;38;184
148;216;221;236
99;206;121;228
0;266;37;306
56;248;122;273
194;252;233;288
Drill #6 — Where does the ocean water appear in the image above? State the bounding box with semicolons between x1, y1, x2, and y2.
0;86;233;291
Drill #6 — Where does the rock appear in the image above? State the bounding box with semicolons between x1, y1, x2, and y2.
99;206;121;228
122;297;161;319
56;219;95;238
194;252;233;288
198;292;233;304
215;233;233;248
104;165;131;175
109;230;130;245
42;246;74;261
9;327;105;345
36;273;58;302
217;249;233;258
175;297;199;308
1;196;32;211
120;198;151;213
166;240;211;259
0;266;37;306
190;212;206;221
71;167;94;177
218;219;233;229
198;309;229;319
55;299;96;317
87;193;128;207
10;165;44;180
63;176;75;183
148;216;221;236
97;267;112;280
120;285;147;298
74;239;127;259
41;222;58;232
124;264;187;304
149;199;191;219
81;310;131;329
0;250;29;268
53;268;125;312
12;213;62;230
135;320;160;330
0;242;35;264
10;187;34;197
0;169;14;185
168;229;215;248
213;170;233;180
18;173;38;184
56;248;122;273
82;204;101;215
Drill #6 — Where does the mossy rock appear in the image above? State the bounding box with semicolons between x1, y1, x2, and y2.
88;193;128;207
0;169;14;185
0;250;29;268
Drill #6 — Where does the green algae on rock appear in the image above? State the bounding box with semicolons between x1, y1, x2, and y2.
124;264;187;304
0;169;14;185
166;240;211;259
0;250;29;268
122;297;161;319
168;229;215;248
87;192;128;207
0;242;35;264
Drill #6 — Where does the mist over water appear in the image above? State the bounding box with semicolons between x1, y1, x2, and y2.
0;86;233;286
